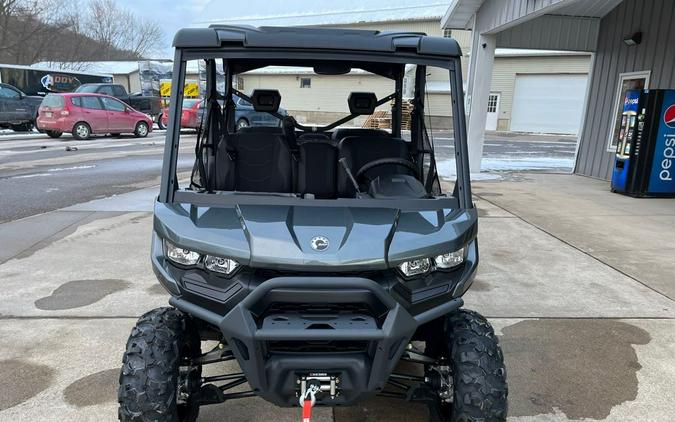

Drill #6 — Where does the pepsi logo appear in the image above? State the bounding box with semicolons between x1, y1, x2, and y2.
665;105;675;129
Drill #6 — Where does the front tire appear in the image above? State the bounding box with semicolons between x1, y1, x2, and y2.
236;118;249;130
118;307;202;422
134;121;149;138
11;122;33;132
72;122;91;140
427;309;508;422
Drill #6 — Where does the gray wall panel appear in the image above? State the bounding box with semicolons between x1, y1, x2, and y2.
576;0;675;179
496;15;600;51
475;0;566;33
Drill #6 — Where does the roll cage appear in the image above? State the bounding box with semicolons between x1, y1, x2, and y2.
159;25;472;210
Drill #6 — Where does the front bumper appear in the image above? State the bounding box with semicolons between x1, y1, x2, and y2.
170;276;463;406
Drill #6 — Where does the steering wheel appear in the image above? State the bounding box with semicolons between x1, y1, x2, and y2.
354;158;419;182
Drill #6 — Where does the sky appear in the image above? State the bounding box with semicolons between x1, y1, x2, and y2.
114;0;211;58
112;0;448;58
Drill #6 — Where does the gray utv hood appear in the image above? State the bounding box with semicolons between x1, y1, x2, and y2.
154;202;477;272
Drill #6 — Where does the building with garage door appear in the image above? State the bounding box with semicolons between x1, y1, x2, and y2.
196;0;591;131
443;0;675;179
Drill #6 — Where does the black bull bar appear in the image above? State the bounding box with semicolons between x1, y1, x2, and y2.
170;277;463;406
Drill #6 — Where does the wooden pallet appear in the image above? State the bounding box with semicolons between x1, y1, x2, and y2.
361;99;415;130
362;110;389;128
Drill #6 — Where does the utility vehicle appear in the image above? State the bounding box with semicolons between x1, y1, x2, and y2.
118;25;508;422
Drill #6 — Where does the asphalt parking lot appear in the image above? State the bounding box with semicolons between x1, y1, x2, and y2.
1;132;672;421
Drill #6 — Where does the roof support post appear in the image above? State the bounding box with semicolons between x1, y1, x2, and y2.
465;31;495;172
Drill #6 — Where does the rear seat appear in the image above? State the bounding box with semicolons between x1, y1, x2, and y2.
215;132;294;193
214;128;405;198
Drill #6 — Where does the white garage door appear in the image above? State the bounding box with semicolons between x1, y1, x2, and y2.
510;74;588;134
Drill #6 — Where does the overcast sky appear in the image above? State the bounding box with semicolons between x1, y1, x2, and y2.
115;0;211;57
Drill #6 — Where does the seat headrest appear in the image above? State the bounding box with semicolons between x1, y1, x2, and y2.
348;92;378;115
251;89;281;112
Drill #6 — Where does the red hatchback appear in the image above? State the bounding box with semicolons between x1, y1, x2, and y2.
37;93;153;140
160;98;202;129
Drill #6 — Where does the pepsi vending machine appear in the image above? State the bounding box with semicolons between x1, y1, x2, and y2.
611;89;675;197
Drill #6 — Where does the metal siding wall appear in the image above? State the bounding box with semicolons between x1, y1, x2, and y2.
576;0;675;179
475;0;565;33
240;74;394;113
496;15;600;51
330;20;444;36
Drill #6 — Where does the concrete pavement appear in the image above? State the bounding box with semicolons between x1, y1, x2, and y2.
0;173;673;421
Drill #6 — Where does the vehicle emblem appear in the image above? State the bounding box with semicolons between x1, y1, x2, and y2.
310;236;330;251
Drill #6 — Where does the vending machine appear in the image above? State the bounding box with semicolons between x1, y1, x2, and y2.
611;89;675;197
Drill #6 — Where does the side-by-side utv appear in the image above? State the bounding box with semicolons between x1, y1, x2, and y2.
118;25;507;422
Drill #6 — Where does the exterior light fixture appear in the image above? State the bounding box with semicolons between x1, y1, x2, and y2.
623;32;642;46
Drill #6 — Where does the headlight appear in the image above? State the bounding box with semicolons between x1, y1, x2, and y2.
164;240;200;265
398;258;431;277
397;246;466;278
205;255;239;275
434;247;465;269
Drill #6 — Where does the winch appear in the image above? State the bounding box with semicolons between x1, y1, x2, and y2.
297;373;340;401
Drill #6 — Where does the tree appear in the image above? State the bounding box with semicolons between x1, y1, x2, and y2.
85;0;165;59
0;0;165;65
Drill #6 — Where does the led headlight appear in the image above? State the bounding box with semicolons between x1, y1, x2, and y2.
434;247;466;269
205;255;239;275
398;258;432;277
164;240;200;265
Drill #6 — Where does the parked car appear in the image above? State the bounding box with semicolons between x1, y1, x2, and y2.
160;98;203;129
0;83;43;132
160;95;286;130
36;93;153;140
74;83;163;128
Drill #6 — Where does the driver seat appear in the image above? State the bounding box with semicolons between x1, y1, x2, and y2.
337;136;413;197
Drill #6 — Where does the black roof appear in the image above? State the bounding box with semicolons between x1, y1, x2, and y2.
173;25;461;58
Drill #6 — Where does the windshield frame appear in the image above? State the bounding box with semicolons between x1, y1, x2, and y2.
159;47;471;210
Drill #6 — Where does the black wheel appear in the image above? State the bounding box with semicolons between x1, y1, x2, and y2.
236;118;249;130
72;122;91;140
425;309;508;422
118;307;202;422
157;114;167;130
134;121;149;138
11;122;33;132
46;130;63;138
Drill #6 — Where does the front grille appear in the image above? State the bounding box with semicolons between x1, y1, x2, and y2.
267;340;369;354
263;302;375;317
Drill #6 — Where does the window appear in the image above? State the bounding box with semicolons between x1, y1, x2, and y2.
607;71;650;151
300;77;311;88
112;85;126;97
443;28;452;38
81;96;103;110
70;96;81;107
236;96;251;107
0;85;20;99
487;94;499;113
41;94;64;107
99;85;115;96
236;76;244;91
101;97;126;112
